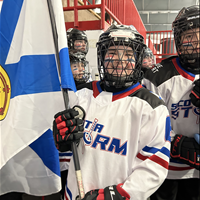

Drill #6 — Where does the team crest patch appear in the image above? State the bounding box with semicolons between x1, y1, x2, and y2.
0;65;11;120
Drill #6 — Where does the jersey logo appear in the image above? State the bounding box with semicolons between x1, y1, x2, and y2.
84;118;98;145
0;65;11;121
151;63;163;73
83;119;127;156
171;99;200;123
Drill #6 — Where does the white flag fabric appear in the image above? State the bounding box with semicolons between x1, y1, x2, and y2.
0;0;76;195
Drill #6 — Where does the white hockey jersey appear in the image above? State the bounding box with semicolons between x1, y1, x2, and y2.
64;81;171;200
142;56;199;180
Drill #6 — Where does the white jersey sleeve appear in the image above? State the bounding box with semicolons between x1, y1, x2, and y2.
122;104;171;199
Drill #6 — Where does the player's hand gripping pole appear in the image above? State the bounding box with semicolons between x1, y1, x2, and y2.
47;0;85;198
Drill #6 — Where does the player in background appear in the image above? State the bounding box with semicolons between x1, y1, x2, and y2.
53;24;171;200
142;5;200;200
67;28;88;55
66;28;92;85
59;32;90;199
69;52;91;87
141;47;155;73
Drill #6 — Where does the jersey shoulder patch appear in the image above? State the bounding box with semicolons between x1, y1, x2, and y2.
144;56;179;87
130;87;165;109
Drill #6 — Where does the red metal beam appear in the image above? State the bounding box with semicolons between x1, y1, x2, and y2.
65;20;101;31
101;0;105;30
74;0;79;27
63;4;101;11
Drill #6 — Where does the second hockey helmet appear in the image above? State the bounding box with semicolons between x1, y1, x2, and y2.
142;47;155;69
67;28;89;54
69;52;91;85
172;5;200;74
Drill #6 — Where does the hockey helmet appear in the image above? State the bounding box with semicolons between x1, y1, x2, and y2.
96;24;146;88
69;52;91;85
67;28;89;54
143;47;154;59
172;5;200;74
142;47;155;69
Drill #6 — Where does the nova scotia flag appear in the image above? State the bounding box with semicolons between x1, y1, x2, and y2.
0;0;76;196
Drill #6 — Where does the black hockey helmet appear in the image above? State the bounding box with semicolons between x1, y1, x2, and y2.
69;52;90;85
172;5;200;74
144;47;153;59
67;28;89;54
96;24;146;88
142;47;155;69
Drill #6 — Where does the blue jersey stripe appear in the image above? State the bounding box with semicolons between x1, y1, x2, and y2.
59;152;73;157
143;146;170;158
161;146;170;157
142;146;159;154
66;179;73;200
96;81;103;93
165;116;172;142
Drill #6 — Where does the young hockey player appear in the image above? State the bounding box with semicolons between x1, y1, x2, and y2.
67;28;88;54
142;5;200;200
60;30;91;199
142;47;155;72
53;24;171;200
69;52;91;87
59;53;91;200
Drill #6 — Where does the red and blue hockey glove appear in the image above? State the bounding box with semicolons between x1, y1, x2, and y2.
53;106;85;152
171;134;200;170
78;184;130;200
190;79;200;108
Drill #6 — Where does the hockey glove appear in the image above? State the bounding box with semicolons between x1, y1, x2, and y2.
53;105;85;152
77;184;130;200
190;79;200;108
171;134;200;170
